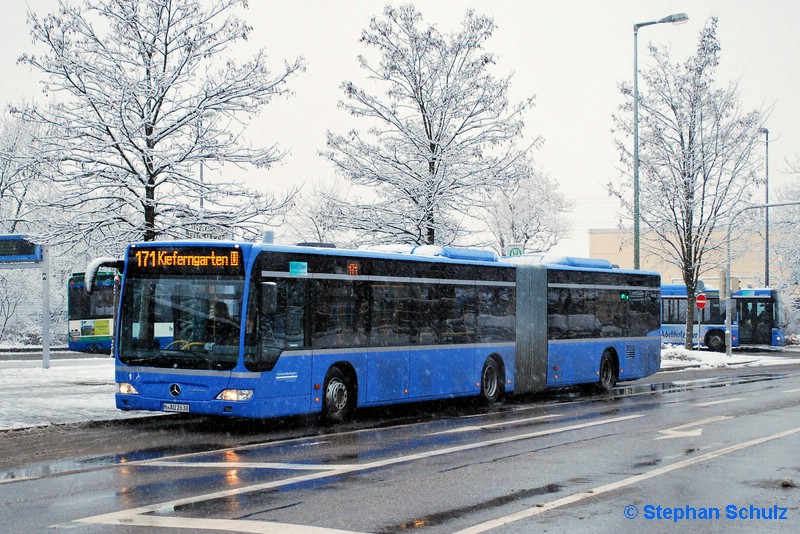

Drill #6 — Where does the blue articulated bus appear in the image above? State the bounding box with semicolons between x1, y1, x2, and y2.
661;283;785;351
93;241;661;422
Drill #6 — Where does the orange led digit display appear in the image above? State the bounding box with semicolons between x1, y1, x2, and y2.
129;247;243;275
348;262;360;276
134;249;239;268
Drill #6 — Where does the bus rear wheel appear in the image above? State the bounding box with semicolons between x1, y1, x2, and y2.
597;352;617;393
322;368;354;424
479;357;503;404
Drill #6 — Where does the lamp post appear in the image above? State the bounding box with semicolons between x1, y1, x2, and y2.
199;158;204;210
758;127;769;286
633;12;689;269
196;110;215;211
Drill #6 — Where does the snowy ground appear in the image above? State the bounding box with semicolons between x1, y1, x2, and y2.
659;345;800;370
2;347;800;431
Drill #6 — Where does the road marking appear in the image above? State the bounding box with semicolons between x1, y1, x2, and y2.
455;425;800;533
694;397;745;407
429;414;561;435
782;387;800;393
74;414;643;532
654;415;732;440
144;461;355;471
655;427;703;439
75;514;367;533
0;476;35;485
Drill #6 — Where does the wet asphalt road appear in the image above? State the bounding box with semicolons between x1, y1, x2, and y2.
1;358;799;533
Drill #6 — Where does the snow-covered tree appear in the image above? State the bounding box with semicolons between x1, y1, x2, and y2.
15;0;304;250
0;116;53;344
0;112;83;344
282;180;351;247
323;5;542;246
0;116;43;235
484;162;572;255
772;179;800;335
611;18;764;350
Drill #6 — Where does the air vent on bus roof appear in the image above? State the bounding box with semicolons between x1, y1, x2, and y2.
541;256;613;269
295;242;337;248
505;254;613;269
357;244;499;262
411;245;499;262
357;244;414;254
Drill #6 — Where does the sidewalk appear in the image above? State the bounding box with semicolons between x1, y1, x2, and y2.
0;357;152;431
2;347;800;431
660;345;800;371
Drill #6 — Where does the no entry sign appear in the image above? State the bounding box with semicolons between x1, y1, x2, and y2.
696;293;707;310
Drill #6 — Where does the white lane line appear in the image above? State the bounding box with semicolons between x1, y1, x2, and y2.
454;425;800;534
429;414;562;435
694;397;745;407
144;461;354;471
75;414;644;531
0;476;35;485
73;514;367;533
782;387;800;393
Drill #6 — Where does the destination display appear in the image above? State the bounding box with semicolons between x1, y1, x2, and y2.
0;235;42;263
128;246;243;276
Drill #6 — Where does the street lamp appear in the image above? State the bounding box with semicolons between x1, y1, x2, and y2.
633;12;689;269
758;127;769;286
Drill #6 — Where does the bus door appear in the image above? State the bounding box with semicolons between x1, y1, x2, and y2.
737;299;773;345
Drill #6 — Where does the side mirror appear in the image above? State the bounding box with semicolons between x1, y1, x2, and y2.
85;257;124;294
261;282;277;315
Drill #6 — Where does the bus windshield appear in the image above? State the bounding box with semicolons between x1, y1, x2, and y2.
68;276;115;320
118;275;245;370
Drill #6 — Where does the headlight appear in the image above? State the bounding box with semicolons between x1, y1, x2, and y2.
117;382;139;395
216;389;253;402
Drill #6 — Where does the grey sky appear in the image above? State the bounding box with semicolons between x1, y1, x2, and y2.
2;0;797;254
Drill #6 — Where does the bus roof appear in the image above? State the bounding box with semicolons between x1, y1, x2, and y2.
734;288;776;298
124;240;658;275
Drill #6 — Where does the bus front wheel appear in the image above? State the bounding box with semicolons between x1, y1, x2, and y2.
479;357;503;404
322;367;354;424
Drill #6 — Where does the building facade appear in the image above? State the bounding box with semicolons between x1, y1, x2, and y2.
589;228;787;289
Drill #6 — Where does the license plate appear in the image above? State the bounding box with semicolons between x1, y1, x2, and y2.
163;403;190;413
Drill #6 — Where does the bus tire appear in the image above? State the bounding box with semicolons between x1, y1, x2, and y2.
705;330;725;352
322;367;354;424
479;357;503;404
597;351;618;393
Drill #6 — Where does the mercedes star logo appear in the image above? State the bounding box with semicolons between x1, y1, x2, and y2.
169;383;181;397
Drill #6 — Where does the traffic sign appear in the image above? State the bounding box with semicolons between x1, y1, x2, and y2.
696;293;707;310
0;235;42;263
507;243;524;257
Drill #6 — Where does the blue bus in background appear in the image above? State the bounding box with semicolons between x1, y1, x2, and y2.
661;283;785;351
90;241;661;423
68;271;118;353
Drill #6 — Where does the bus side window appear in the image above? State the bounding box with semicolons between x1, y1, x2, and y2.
261;282;277;314
247;279;309;372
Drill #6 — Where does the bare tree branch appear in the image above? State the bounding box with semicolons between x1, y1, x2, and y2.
321;5;544;246
14;0;304;250
611;18;765;349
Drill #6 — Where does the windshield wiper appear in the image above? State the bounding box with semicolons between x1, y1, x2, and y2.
123;355;175;367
